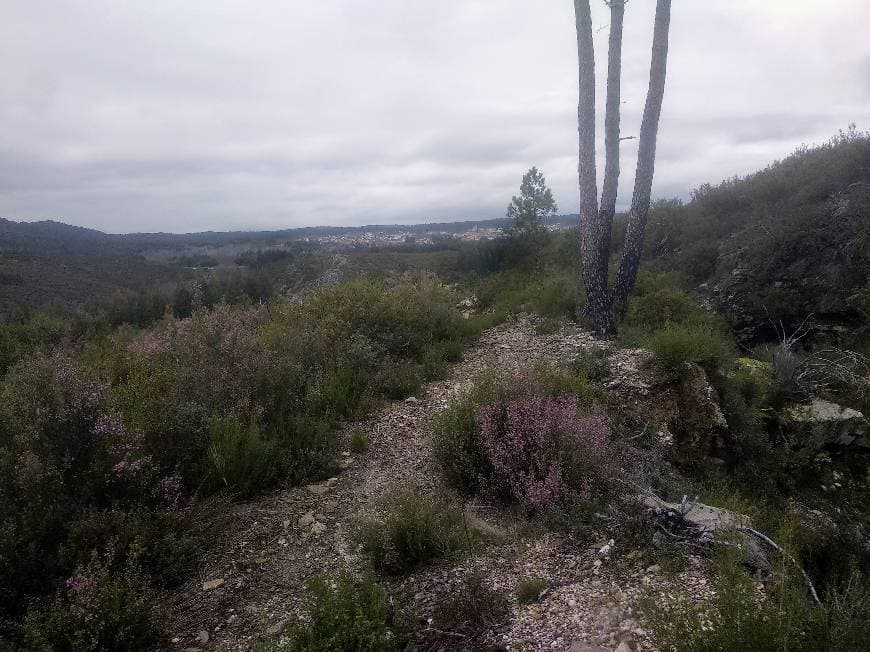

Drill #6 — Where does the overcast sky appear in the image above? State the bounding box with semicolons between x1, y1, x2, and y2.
2;1;869;234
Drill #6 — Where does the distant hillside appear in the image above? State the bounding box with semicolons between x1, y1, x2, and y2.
1;213;577;255
0;212;576;316
0;219;128;256
641;127;870;343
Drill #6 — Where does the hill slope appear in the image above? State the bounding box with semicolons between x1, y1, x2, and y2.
642;127;870;342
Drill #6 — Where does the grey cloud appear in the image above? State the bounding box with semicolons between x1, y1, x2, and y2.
1;0;869;233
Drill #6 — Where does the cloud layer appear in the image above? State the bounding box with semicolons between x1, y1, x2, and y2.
2;0;868;233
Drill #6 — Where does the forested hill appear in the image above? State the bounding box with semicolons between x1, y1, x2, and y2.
639;127;870;341
0;219;125;256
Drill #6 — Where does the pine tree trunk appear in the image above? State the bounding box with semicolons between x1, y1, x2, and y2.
598;0;625;268
574;0;612;336
612;0;672;313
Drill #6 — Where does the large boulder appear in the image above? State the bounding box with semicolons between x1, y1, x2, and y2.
781;399;868;448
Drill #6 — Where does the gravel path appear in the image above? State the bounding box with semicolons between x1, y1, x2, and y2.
168;315;713;651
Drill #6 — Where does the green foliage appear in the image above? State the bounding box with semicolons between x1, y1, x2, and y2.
627;287;706;331
357;486;472;575
531;359;603;405
273;574;408;652
349;430;369;454
647;324;732;381
0;277;477;644
24;557;165;652
506;166;557;236
516;577;548;604
641;544;870;652
640;127;870;335
534;274;579;318
420;338;463;379
467;232;583;319
534;317;562;335
381;363;422;400
823;573;870;651
432;372;507;496
570;347;610;382
206;415;278;497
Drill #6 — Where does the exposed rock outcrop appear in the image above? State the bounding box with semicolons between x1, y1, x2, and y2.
606;350;729;462
781;399;868;448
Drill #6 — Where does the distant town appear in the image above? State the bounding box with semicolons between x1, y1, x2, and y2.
297;220;570;249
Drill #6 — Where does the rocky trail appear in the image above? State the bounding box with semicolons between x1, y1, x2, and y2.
169;316;714;651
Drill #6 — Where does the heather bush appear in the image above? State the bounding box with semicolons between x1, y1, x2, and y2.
0;355;176;623
478;389;612;509
357;485;472;575
271;574;408;652
24;557;165;652
434;371;617;512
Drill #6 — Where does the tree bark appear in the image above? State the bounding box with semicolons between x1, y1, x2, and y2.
574;0;612;336
598;0;625;268
612;0;672;313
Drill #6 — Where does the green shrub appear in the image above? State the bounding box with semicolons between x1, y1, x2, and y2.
432;373;507;496
357;486;472;575
531;359;603;405
0;277;479;644
627;287;706;331
206;415;278;496
516;577;548;604
533;275;578;318
632;270;686;297
381;363;422;400
349;430;369;454
24;558;165;652
648;324;732;380
420;338;463;380
570;347;611;382
642;547;827;652
273;574;408;652
534;317;562;335
823;573;870;651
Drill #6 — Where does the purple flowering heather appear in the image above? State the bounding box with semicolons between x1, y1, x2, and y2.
476;390;612;509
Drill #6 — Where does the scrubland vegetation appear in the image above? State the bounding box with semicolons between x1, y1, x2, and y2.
1;132;869;649
0;279;485;647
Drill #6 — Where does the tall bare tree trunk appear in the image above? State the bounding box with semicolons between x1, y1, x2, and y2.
575;0;611;336
612;0;672;312
598;0;625;268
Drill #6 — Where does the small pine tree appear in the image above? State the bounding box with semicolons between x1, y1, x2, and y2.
506;167;557;236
